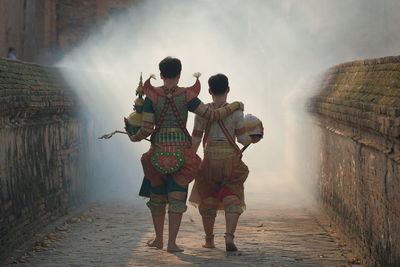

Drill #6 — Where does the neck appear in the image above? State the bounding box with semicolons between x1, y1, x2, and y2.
163;77;179;89
164;82;176;89
212;95;227;105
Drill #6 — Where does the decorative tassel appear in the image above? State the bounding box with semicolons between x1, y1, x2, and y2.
193;72;201;79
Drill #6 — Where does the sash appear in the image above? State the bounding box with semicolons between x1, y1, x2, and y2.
150;90;192;174
202;103;242;156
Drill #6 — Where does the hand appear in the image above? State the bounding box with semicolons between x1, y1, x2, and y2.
251;136;262;143
239;102;244;111
234;101;244;111
129;134;141;142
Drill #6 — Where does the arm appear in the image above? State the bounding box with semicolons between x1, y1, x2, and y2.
188;97;243;121
234;111;252;146
191;114;206;153
129;98;155;142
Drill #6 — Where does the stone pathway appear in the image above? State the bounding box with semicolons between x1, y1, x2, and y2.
5;201;360;266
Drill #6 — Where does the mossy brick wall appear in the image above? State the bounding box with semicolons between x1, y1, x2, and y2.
311;56;400;267
0;58;94;260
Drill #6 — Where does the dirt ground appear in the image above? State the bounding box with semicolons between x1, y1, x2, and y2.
5;201;360;267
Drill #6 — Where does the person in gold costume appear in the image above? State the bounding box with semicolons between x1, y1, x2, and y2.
189;74;260;251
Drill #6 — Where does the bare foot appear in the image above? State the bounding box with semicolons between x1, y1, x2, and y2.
167;243;184;253
225;234;238;252
203;243;215;248
146;238;163;249
202;235;215;248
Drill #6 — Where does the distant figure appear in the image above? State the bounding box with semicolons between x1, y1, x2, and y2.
7;48;17;60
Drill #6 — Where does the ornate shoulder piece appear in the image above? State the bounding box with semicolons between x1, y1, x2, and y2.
143;74;159;104
185;72;201;102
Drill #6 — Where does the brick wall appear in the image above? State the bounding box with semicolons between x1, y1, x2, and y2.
0;0;137;63
0;0;57;63
56;0;136;53
0;58;94;261
311;56;400;266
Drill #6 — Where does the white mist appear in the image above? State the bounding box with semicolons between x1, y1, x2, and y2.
58;0;400;206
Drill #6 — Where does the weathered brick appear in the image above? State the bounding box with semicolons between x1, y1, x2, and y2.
0;58;95;261
311;55;400;267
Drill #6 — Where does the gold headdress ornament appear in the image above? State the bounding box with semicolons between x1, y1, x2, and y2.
98;73;149;141
135;72;144;96
134;72;145;106
134;96;144;106
125;73;147;135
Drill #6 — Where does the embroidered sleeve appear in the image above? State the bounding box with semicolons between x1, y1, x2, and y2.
129;97;155;141
192;100;241;121
234;110;251;146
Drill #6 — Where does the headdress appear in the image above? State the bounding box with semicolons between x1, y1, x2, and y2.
244;114;264;138
124;73;144;135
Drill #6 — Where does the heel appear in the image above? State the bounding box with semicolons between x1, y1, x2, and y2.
203;234;215;248
224;233;238;252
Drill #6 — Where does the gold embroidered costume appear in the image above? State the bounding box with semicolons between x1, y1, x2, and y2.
189;103;252;217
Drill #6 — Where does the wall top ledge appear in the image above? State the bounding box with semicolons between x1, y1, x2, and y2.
311;55;400;139
0;58;79;120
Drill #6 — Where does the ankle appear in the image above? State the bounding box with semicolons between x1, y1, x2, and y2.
224;233;238;252
167;240;177;245
205;234;214;242
224;232;235;241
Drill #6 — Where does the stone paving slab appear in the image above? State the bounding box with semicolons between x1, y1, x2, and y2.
5;202;360;266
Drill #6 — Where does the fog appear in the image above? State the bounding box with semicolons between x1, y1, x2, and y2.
58;0;400;207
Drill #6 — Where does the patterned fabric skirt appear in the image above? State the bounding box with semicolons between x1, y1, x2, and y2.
141;145;201;188
189;142;249;211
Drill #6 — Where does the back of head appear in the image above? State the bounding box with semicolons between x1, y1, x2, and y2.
208;74;229;95
159;57;182;79
8;47;15;53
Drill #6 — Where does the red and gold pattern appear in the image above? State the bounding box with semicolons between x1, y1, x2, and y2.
185;78;201;102
156;154;178;169
143;75;200;104
150;146;184;174
141;146;201;187
189;144;249;212
143;76;159;104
